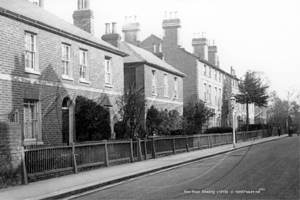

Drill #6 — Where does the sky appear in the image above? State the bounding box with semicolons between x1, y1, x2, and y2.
40;0;300;99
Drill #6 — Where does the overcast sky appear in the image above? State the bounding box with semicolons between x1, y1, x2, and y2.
41;0;300;99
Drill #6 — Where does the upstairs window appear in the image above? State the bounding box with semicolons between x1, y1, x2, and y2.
209;67;211;78
204;65;207;76
215;70;217;80
105;57;112;85
25;32;36;71
174;77;178;99
219;72;221;82
164;74;168;97
152;70;157;95
62;44;70;77
79;50;88;80
209;85;211;103
204;83;207;101
153;44;157;53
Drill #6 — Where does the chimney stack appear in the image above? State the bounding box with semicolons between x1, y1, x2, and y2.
162;11;181;48
192;32;208;60
102;22;122;48
122;15;141;46
208;44;218;67
73;0;94;35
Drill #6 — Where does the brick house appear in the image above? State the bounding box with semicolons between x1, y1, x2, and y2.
140;13;253;128
0;0;128;146
102;20;185;115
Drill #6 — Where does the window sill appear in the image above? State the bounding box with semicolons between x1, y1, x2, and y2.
105;84;114;89
24;139;44;146
164;95;169;98
62;75;74;81
25;68;41;75
79;78;91;84
152;93;158;96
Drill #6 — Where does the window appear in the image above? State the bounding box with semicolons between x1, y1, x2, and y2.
105;57;112;85
158;43;162;52
24;99;41;143
25;32;36;71
79;50;87;80
153;44;157;53
164;74;168;97
174;77;178;99
219;72;221;82
152;70;157;95
204;65;207;76
62;44;70;77
219;89;221;105
209;67;211;78
204;83;207;101
215;70;217;80
215;87;217;105
209;85;211;103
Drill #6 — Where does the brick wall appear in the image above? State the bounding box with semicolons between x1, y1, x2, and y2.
0;122;22;189
0;14;124;145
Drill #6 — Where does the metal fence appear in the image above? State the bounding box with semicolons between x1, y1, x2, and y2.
22;129;268;184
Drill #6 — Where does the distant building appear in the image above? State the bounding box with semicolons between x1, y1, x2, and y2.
102;20;185;116
0;0;128;146
140;12;252;128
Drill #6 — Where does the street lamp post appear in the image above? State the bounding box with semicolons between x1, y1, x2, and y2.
230;95;236;148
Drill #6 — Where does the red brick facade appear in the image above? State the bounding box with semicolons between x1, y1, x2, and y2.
0;1;126;146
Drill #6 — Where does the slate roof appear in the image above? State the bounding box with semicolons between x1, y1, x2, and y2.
0;0;127;57
120;42;185;77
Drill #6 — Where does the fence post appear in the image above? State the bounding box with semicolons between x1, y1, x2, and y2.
226;133;229;144
172;138;176;155
186;137;189;152
198;135;201;149
137;138;142;161
209;135;213;148
144;140;147;160
21;146;28;185
104;140;109;167
71;143;78;173
130;139;134;163
152;138;156;159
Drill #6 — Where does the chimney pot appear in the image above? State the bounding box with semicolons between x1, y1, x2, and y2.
112;22;117;34
39;0;44;8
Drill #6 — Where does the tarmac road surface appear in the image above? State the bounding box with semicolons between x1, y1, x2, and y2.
71;136;299;200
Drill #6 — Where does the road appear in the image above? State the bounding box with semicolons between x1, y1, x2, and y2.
71;136;299;200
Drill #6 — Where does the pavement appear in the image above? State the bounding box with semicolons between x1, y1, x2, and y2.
0;134;288;200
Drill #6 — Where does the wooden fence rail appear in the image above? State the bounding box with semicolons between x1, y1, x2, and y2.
22;130;268;184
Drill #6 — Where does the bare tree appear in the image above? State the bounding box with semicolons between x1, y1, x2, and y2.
116;85;147;139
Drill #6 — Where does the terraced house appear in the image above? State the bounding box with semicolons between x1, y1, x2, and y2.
0;0;128;146
101;20;185;115
140;12;253;128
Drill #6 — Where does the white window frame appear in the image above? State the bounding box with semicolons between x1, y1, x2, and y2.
152;70;157;95
204;83;207;101
209;85;211;103
79;50;89;83
105;57;112;86
164;74;168;97
25;32;40;74
215;87;217;105
23;99;42;145
174;77;178;99
62;44;72;79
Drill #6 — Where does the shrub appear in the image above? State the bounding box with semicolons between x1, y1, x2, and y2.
75;96;111;141
205;127;233;134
